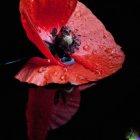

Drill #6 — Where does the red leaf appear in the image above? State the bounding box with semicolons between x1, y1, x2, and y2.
19;0;77;64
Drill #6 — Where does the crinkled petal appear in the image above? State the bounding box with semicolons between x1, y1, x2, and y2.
67;2;125;76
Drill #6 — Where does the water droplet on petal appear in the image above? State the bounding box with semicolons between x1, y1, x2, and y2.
64;68;68;72
103;33;108;38
38;67;46;73
105;48;113;54
60;75;66;80
95;69;103;75
99;45;105;49
70;21;74;25
83;45;90;51
83;33;88;37
104;35;107;38
47;59;51;63
44;73;48;80
54;72;58;76
74;29;78;33
77;75;85;81
74;12;81;18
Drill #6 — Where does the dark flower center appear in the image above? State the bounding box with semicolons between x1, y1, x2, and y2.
44;26;81;64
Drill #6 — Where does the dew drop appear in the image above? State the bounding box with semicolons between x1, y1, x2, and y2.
44;73;48;80
99;45;105;49
60;75;66;80
74;12;81;18
83;33;88;37
54;72;58;76
103;34;108;38
77;75;85;81
74;29;78;33
47;59;51;63
105;48;113;54
70;21;74;25
95;69;103;75
64;68;68;72
83;45;90;51
38;67;45;73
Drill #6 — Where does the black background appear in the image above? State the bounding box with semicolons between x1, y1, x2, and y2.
0;0;139;140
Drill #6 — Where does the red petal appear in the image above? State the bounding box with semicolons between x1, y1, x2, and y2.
20;10;62;65
26;88;55;140
16;2;125;86
20;0;77;32
15;57;101;86
49;87;80;130
26;87;80;140
25;57;53;66
67;2;125;76
15;57;52;86
19;0;77;64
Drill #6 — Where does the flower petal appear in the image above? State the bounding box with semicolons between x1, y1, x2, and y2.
26;87;80;140
19;10;63;65
20;0;77;64
26;88;55;140
67;2;125;76
15;57;103;86
15;57;99;86
49;87;80;130
20;0;77;32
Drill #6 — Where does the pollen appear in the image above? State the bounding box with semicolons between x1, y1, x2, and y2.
62;35;73;46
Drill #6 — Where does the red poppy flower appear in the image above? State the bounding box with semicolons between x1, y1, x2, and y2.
15;0;125;140
16;0;125;86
